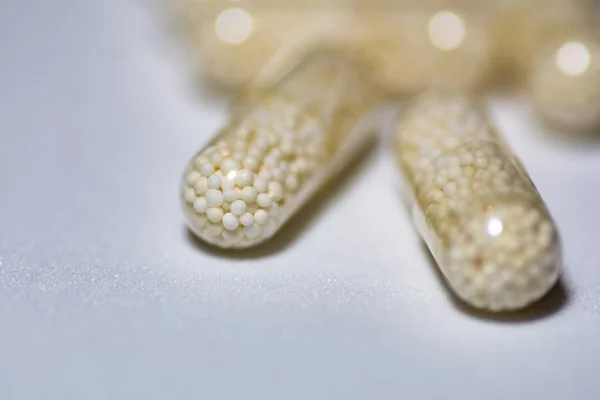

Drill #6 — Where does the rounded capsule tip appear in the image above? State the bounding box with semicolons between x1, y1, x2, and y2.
444;195;561;311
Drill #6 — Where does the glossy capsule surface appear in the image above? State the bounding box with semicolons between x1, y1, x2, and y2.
181;52;380;249
394;93;561;311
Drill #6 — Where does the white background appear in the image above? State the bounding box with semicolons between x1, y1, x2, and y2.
1;1;599;398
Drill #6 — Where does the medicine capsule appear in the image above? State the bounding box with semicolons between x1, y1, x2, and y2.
172;1;495;93
394;93;561;311
350;6;494;94
174;1;351;90
181;52;381;249
529;32;600;132
491;0;595;77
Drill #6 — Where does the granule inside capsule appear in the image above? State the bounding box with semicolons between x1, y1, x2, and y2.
182;51;380;249
396;94;561;310
529;34;600;132
412;141;559;310
182;96;332;248
395;94;496;177
414;141;535;228
444;196;560;310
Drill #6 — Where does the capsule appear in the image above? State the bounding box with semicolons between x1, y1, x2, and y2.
353;6;494;94
181;52;381;249
172;0;495;93
529;32;600;132
174;1;352;90
491;0;595;77
394;93;561;311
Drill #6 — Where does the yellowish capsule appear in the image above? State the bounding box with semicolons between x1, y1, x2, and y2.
529;32;600;132
491;0;595;78
352;6;494;94
394;92;561;311
181;52;381;249
171;1;495;93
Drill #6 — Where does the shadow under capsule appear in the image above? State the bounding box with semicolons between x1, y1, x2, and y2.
196;73;242;101
536;118;600;149
184;136;379;260
510;97;600;150
420;241;570;322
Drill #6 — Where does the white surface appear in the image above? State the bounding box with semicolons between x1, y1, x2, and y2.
1;1;600;399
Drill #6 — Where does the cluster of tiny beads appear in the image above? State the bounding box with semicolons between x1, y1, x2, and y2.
182;96;329;248
394;93;560;310
182;53;380;248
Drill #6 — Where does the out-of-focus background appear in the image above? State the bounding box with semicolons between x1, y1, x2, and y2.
1;0;600;399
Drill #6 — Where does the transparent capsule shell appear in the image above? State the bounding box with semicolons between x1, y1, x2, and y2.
173;0;354;90
181;52;381;249
394;93;561;311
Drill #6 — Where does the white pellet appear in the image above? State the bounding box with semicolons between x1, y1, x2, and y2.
181;52;380;249
222;213;240;230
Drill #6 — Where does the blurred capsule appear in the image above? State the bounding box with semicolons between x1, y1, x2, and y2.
181;52;381;249
176;1;351;90
189;6;293;89
529;32;600;132
352;6;493;94
172;0;497;93
491;0;595;78
394;92;561;311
